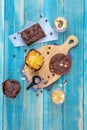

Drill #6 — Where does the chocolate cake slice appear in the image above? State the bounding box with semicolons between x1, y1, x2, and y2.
20;23;46;45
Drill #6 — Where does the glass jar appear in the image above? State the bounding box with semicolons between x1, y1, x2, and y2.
51;89;65;105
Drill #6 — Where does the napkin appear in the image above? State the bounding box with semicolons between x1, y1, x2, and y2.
9;18;58;47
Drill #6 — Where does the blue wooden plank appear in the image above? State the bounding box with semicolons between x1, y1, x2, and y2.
43;0;84;130
84;0;87;129
3;0;25;130
1;0;85;130
63;0;84;130
0;0;4;130
21;0;44;130
43;0;64;130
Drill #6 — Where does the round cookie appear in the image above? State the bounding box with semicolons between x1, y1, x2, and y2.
49;53;72;75
2;79;21;98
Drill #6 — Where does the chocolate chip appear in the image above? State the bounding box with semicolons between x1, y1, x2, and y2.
40;90;43;93
40;15;42;18
47;52;50;54
64;80;67;84
13;54;16;58
14;36;16;39
24;48;27;52
52;74;55;76
50;32;53;35
36;93;39;96
48;47;51;49
45;19;48;22
47;76;50;78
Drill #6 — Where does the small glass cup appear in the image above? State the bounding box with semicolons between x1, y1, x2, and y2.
51;89;65;105
54;17;67;32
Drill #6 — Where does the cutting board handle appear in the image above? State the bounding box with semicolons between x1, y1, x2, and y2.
64;35;78;50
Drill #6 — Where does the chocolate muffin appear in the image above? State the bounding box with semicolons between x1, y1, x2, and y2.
49;53;72;75
2;79;21;98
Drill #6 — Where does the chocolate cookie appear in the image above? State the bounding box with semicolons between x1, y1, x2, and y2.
49;53;72;75
20;23;46;45
2;79;21;98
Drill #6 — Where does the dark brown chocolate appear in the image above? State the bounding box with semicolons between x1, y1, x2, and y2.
49;53;72;75
20;23;46;45
2;79;21;98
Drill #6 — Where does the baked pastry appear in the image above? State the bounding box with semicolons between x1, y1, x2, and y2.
49;53;72;75
25;49;44;71
20;23;46;45
2;79;21;98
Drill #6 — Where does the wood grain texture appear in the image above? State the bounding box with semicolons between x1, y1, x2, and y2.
24;35;78;88
84;0;87;130
43;0;84;130
43;1;64;130
63;0;84;130
23;1;44;130
3;0;44;130
0;0;4;130
0;0;85;130
3;1;25;130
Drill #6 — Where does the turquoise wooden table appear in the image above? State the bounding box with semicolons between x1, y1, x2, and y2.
0;0;86;130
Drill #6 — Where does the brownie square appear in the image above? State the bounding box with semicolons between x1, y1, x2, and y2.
20;23;46;45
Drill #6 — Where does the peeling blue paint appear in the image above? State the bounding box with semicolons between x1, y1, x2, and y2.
0;0;85;130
